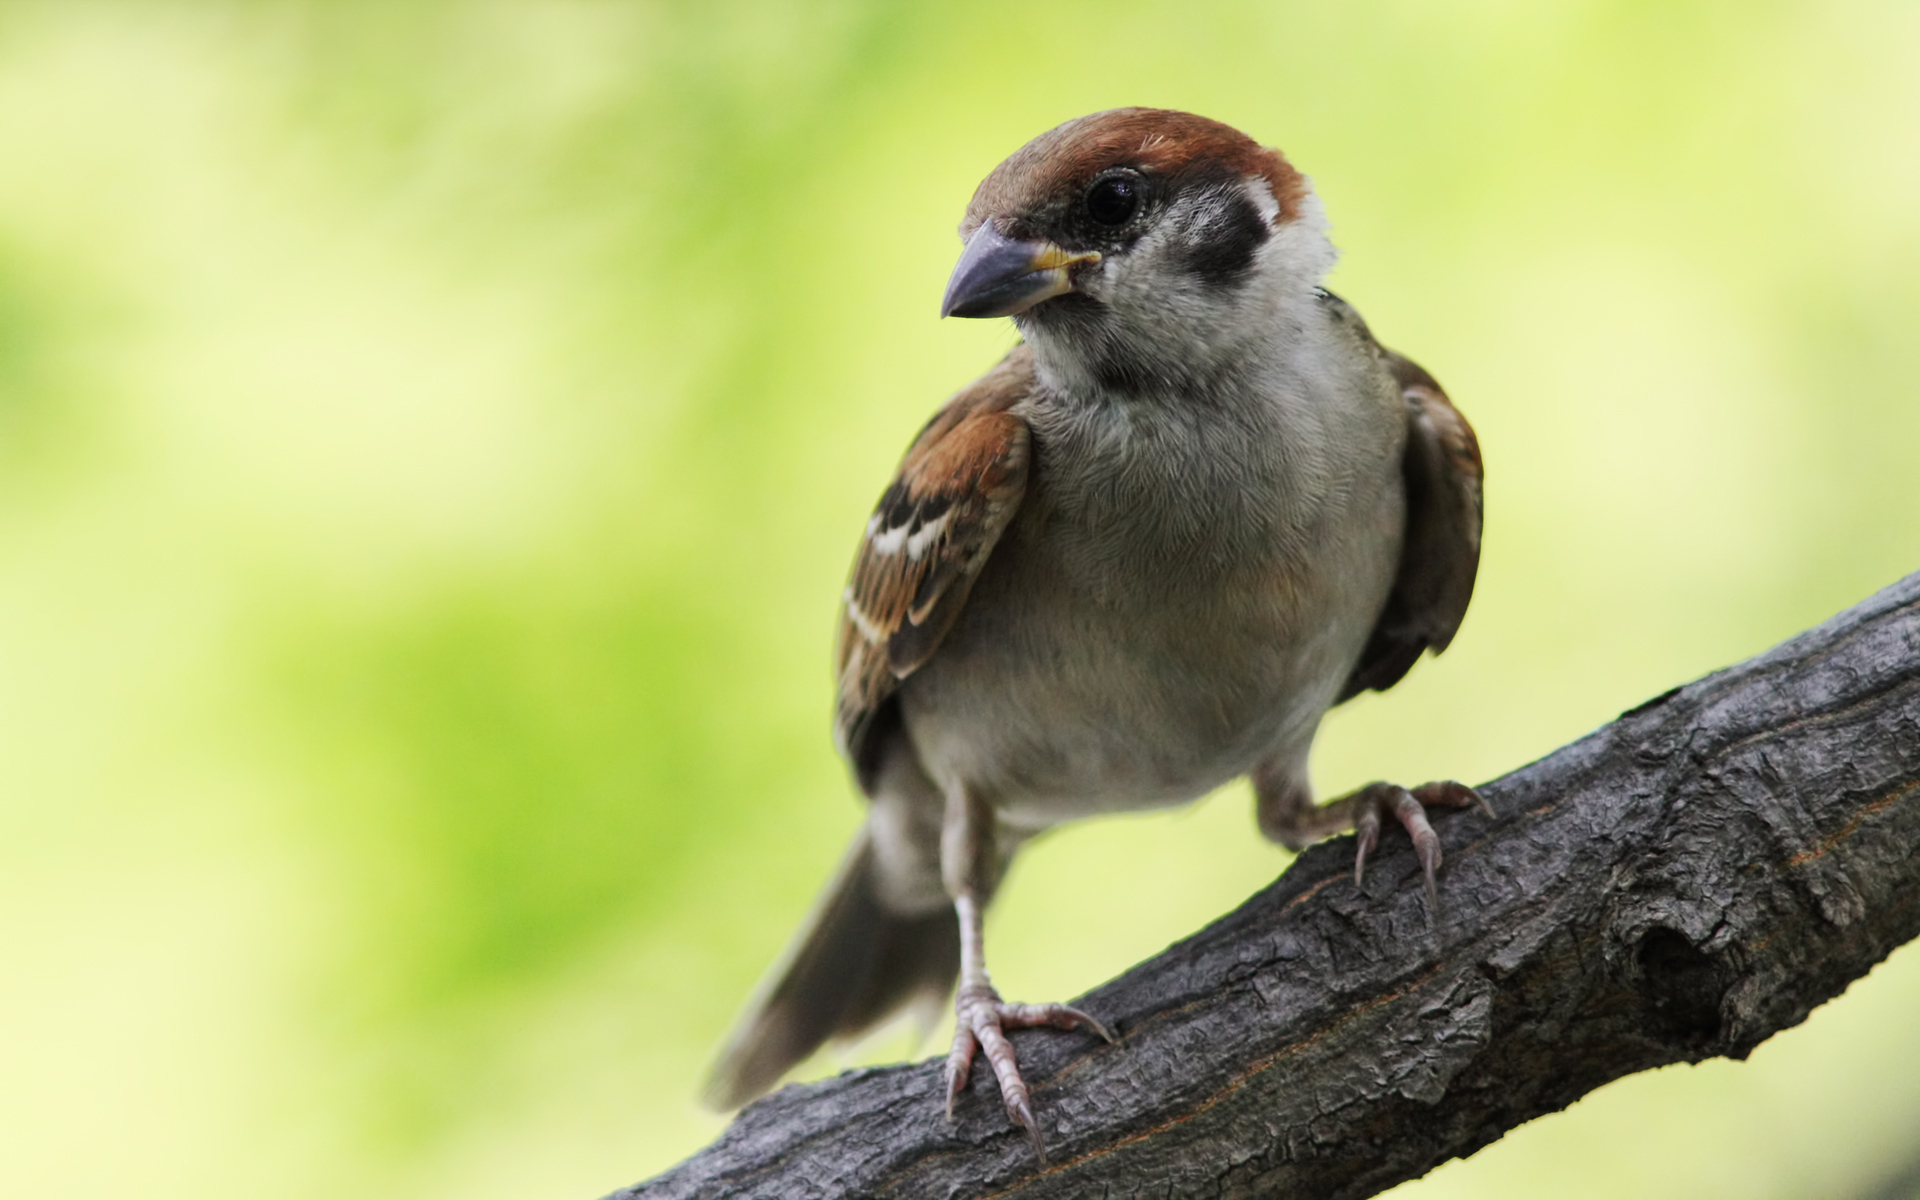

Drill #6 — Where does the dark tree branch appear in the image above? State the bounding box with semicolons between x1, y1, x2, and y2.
618;573;1920;1200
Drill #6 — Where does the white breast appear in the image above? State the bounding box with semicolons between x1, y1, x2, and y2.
899;331;1407;831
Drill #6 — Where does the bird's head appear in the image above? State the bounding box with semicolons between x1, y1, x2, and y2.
942;108;1335;397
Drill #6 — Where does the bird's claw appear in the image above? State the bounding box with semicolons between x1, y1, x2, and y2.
944;981;1112;1158
1351;779;1490;912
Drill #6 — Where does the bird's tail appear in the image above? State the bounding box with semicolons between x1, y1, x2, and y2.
702;824;959;1110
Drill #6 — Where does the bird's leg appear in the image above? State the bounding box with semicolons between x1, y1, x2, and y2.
940;790;1112;1157
1256;768;1492;910
944;893;1113;1155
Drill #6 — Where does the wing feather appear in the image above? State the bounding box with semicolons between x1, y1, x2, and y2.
1322;292;1485;701
834;346;1035;787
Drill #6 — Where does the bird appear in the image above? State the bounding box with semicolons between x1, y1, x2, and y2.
703;107;1486;1155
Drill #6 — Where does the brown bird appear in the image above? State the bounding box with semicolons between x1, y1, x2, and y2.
704;108;1486;1154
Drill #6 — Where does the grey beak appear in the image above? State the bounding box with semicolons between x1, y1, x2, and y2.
940;222;1100;319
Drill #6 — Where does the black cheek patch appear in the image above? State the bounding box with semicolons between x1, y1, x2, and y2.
1184;190;1270;287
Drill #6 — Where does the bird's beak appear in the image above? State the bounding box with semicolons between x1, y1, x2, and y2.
940;221;1101;319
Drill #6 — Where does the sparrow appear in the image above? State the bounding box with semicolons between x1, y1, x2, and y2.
704;108;1486;1155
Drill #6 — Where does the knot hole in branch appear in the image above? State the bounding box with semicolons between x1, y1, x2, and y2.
1635;926;1727;1049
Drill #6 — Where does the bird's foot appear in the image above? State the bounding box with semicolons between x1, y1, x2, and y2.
944;980;1113;1157
1353;779;1493;910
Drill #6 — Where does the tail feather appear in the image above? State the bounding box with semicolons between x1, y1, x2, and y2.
703;827;959;1110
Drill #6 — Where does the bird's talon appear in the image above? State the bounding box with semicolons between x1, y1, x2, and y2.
1351;780;1484;911
947;981;1107;1156
1411;779;1492;818
1006;1093;1040;1148
1077;1009;1117;1044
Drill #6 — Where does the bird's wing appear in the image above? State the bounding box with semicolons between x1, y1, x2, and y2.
1326;295;1484;702
834;345;1035;788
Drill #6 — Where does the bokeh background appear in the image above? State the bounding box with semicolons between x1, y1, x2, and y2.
3;2;1919;1198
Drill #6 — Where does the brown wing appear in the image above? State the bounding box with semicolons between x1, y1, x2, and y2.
834;345;1035;788
1325;295;1484;702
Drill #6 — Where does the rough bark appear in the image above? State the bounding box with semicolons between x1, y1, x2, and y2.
618;572;1920;1200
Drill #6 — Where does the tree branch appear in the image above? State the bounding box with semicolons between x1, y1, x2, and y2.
617;572;1920;1200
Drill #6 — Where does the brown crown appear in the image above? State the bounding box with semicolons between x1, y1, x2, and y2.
961;108;1307;236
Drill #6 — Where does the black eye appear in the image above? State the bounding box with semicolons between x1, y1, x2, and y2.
1085;175;1140;226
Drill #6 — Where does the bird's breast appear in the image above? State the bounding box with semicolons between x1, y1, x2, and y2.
897;376;1406;828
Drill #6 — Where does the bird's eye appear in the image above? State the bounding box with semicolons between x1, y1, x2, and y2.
1085;175;1140;226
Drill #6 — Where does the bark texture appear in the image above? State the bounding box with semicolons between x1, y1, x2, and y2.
619;572;1920;1200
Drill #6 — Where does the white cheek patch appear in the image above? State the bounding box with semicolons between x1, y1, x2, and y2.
1268;183;1337;279
1244;175;1281;227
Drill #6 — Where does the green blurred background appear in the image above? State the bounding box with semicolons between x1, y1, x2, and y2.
3;2;1919;1197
